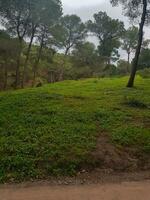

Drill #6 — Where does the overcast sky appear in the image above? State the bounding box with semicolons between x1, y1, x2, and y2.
62;0;128;25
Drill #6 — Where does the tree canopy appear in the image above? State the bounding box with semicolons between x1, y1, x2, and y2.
52;14;87;55
88;11;124;63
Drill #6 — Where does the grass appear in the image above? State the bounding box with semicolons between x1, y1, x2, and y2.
0;76;150;182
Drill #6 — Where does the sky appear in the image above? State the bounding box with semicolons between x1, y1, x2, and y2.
62;0;106;8
61;0;128;24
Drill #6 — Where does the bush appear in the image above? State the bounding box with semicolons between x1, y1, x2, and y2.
123;96;147;109
112;126;150;152
137;68;150;78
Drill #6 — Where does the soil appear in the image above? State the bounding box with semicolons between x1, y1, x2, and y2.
86;132;150;171
1;179;150;200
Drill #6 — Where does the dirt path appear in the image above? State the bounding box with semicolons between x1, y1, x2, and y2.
1;180;150;200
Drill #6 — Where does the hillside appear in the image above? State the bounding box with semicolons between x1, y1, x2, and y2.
0;76;150;182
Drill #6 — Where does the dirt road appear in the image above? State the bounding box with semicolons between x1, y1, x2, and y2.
1;181;150;200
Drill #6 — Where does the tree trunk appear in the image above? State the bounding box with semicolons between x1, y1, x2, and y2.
58;48;70;82
65;47;69;56
33;67;36;86
15;39;23;89
48;71;55;83
127;0;147;87
127;52;130;73
58;69;64;81
32;35;44;86
22;27;36;88
33;56;41;87
15;58;21;89
3;65;8;90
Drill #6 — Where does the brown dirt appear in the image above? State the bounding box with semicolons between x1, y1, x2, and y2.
86;132;150;172
132;116;150;128
1;180;150;200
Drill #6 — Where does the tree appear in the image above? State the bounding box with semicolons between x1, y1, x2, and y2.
50;53;73;81
71;42;97;77
0;31;19;89
32;27;53;86
50;14;86;81
122;26;138;72
0;0;62;88
52;15;87;55
111;0;150;87
31;0;62;86
72;42;97;67
103;64;117;76
117;59;131;75
0;0;31;88
22;0;62;88
88;11;124;64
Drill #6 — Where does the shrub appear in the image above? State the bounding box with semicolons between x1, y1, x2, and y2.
137;68;150;78
123;96;147;109
112;126;150;153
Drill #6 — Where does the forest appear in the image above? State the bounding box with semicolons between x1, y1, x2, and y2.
0;0;150;189
0;0;150;91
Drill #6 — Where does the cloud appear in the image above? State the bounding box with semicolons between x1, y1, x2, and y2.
62;0;105;8
62;0;129;25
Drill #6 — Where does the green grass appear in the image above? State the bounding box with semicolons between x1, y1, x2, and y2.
0;76;150;182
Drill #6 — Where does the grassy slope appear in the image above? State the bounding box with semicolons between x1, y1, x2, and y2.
0;76;150;182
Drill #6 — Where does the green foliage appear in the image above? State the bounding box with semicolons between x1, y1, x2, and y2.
0;31;20;90
112;126;150;152
122;26;138;54
111;0;149;87
71;42;104;77
138;48;150;69
0;0;62;89
122;26;138;67
88;11;124;62
0;0;30;37
103;64;117;76
110;0;150;22
117;59;131;75
51;14;87;55
72;42;96;67
137;68;150;78
0;76;149;182
0;0;62;37
123;96;148;108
